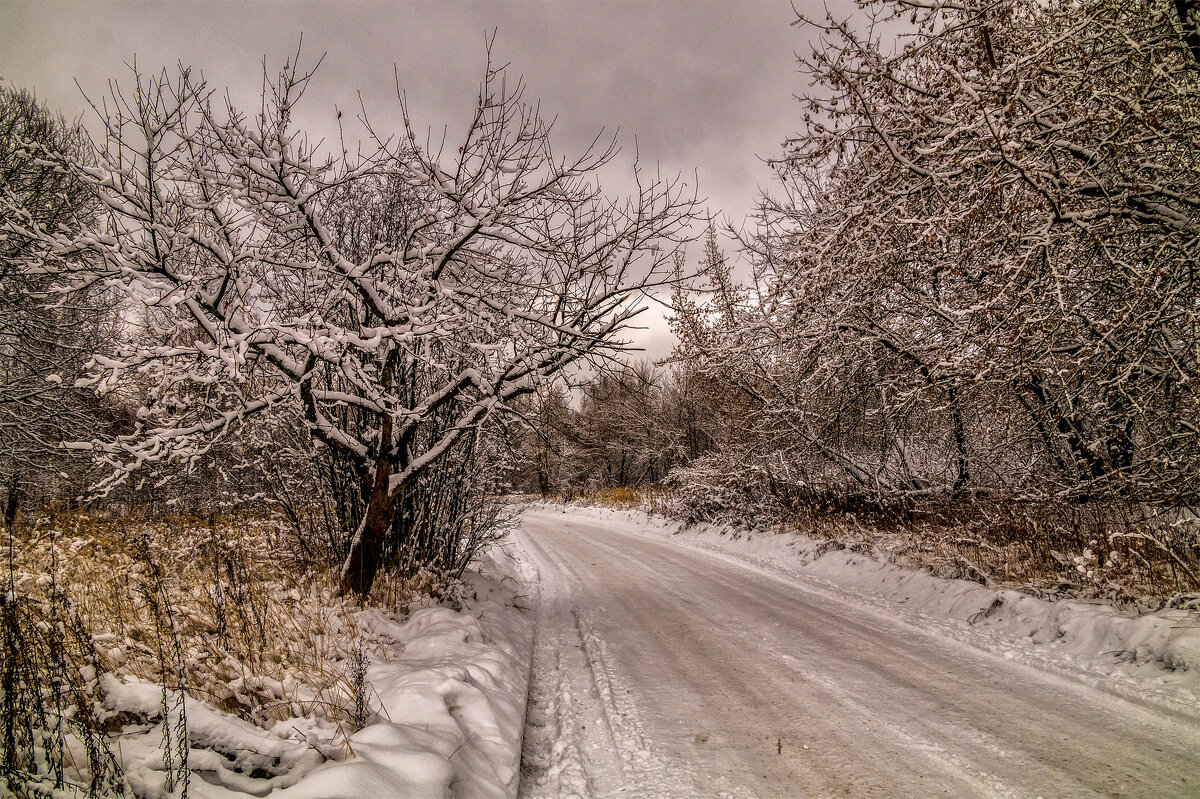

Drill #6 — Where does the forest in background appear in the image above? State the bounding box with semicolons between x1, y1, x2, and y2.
514;0;1200;603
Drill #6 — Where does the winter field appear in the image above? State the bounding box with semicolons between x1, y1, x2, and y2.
4;512;534;799
8;501;1198;798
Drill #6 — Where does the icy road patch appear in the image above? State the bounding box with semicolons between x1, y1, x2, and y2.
515;505;1200;799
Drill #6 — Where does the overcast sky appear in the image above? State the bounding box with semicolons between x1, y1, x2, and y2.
1;0;814;360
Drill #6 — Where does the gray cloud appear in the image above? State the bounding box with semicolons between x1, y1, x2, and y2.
1;0;816;359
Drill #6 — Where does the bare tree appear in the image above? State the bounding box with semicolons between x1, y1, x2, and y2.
0;83;116;525
509;385;574;497
676;0;1200;508
16;54;698;594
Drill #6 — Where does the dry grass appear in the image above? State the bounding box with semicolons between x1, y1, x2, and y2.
561;485;674;516
661;457;1200;604
775;498;1200;607
2;507;446;797
5;509;405;730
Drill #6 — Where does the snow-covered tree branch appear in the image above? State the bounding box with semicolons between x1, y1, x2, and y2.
17;54;699;594
0;83;120;524
676;0;1199;507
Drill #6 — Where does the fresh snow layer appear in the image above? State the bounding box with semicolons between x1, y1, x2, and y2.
515;504;1200;798
532;503;1200;715
102;546;533;799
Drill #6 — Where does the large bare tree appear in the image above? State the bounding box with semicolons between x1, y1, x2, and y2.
15;54;698;594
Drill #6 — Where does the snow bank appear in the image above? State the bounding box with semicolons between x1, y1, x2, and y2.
531;503;1200;717
104;545;534;799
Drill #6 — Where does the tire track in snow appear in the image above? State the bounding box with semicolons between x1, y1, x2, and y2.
552;524;1014;798
581;523;1191;797
517;528;756;798
569;532;1045;798
519;531;624;798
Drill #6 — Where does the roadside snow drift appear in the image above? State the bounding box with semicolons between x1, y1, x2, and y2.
102;547;533;799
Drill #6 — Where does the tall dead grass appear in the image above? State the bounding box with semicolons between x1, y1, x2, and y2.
560;485;674;516
1;539;125;798
2;508;420;797
32;511;396;722
775;497;1200;607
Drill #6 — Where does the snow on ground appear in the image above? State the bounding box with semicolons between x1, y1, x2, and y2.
514;504;1200;798
530;502;1200;718
102;546;533;799
95;502;1199;798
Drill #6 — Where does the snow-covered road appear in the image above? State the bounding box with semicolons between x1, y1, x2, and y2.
515;507;1199;799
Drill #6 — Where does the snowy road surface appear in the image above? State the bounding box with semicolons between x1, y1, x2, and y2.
515;507;1199;799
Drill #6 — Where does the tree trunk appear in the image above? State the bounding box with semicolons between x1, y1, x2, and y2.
949;384;971;494
339;456;394;598
3;472;20;529
1023;373;1107;485
1175;0;1200;64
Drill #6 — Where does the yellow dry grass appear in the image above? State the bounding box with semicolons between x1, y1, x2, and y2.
5;509;396;728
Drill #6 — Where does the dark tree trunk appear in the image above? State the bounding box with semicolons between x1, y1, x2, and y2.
949;384;971;494
3;472;20;529
1023;373;1108;484
339;454;394;598
1104;384;1136;476
1175;0;1200;64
